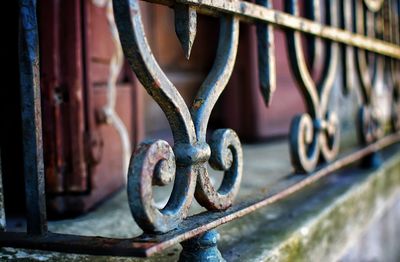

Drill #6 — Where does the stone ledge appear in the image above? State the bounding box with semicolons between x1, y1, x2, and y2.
1;144;400;261
218;145;400;261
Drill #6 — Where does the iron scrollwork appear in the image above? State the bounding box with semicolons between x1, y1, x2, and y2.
353;0;400;145
285;0;400;173
2;0;400;258
113;0;400;234
109;0;400;239
354;0;385;145
113;0;242;233
285;0;341;173
389;0;400;131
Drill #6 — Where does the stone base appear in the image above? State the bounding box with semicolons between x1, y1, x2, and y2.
1;143;400;261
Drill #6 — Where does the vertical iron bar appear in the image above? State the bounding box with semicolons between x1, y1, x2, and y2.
18;0;47;235
0;150;5;230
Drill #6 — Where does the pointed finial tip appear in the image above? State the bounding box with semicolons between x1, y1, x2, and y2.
184;43;193;60
174;5;197;60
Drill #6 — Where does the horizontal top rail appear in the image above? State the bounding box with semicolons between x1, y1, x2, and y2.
145;0;400;58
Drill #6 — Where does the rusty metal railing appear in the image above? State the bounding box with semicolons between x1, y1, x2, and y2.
1;0;400;260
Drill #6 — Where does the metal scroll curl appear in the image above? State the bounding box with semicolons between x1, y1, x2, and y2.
353;0;400;144
113;0;242;233
285;0;341;173
353;0;386;144
195;129;243;211
389;0;400;131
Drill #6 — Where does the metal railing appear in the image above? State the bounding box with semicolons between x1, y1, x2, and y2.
1;0;400;260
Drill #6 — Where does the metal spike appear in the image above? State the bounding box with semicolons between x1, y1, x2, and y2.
174;5;197;59
256;0;276;106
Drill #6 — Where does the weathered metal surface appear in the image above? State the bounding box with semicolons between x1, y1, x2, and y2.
389;0;400;131
149;0;400;58
114;0;242;233
0;151;5;230
5;0;400;259
353;0;385;145
179;230;225;262
286;0;341;173
255;0;276;106
174;4;197;59
113;0;400;234
18;0;47;235
112;0;400;257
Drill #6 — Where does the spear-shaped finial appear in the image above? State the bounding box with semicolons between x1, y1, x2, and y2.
174;5;197;59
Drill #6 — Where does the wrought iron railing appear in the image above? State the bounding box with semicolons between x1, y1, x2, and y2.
2;0;400;260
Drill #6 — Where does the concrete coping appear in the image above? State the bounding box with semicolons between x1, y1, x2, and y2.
1;142;400;261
